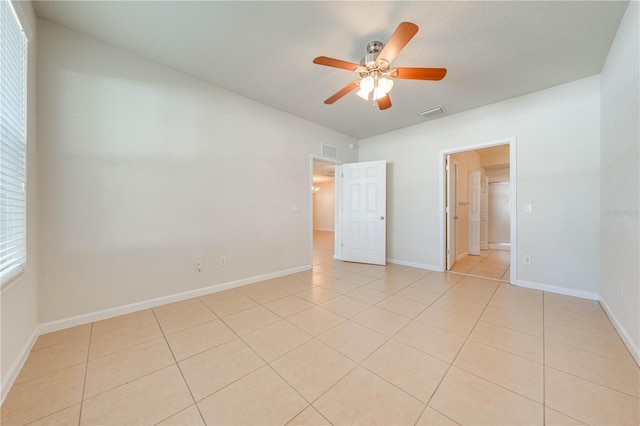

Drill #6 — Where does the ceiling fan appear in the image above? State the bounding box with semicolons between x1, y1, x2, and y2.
313;22;446;110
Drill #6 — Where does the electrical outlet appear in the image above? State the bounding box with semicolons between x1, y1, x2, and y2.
195;259;202;272
219;256;227;266
523;255;531;265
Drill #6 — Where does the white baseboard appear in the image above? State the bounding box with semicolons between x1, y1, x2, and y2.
1;328;38;404
386;258;443;272
599;298;640;368
456;252;468;261
37;265;311;335
513;279;599;300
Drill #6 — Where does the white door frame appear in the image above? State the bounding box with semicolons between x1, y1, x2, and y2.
309;155;343;263
438;137;517;283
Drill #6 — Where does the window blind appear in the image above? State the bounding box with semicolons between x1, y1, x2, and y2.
1;0;27;284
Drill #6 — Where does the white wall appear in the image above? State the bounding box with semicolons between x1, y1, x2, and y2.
36;21;357;324
313;181;335;231
359;76;601;295
600;1;639;364
1;0;38;402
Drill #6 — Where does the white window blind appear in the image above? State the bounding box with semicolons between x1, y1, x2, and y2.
1;0;27;285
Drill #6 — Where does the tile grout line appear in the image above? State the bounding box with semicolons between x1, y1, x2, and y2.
77;322;94;426
150;307;207;426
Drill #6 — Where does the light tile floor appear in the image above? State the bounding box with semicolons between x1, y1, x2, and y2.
450;248;510;280
2;232;638;425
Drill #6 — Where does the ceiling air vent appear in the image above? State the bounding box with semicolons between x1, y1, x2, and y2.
321;143;337;158
420;106;445;119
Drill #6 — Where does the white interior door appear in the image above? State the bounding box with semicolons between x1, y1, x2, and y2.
446;156;458;269
468;170;481;255
341;160;386;265
480;175;488;250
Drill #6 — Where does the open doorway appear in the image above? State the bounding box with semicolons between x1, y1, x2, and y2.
311;158;337;266
443;142;515;281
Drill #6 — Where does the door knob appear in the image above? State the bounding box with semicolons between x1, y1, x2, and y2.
454;216;459;219
380;216;385;220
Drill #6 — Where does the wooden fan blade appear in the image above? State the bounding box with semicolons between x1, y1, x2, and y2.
324;82;358;104
377;95;392;110
313;56;360;72
378;22;419;63
395;67;447;80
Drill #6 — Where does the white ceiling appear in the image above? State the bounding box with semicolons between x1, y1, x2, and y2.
33;1;628;140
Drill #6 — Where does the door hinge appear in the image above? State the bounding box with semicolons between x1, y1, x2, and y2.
445;249;450;255
445;206;450;213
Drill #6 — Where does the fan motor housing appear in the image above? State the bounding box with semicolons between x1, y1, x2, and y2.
362;41;383;66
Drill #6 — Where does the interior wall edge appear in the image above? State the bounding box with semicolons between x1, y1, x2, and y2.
600;297;640;368
36;264;311;336
0;328;38;405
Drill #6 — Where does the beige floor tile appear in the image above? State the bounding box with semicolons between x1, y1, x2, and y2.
430;296;486;317
489;295;543;318
268;278;314;294
242;319;312;362
338;263;373;274
287;406;330;425
365;279;408;294
376;295;427;318
152;297;206;318
156;303;217;335
394;286;442;305
236;282;290;304
544;407;586;425
386;268;430;285
480;306;543;337
545;367;640;425
454;340;543;403
493;283;543;305
222;305;281;336
165;319;236;361
295;286;340;304
317;320;387;363
28;404;81;425
345;286;389;304
318;279;361;294
340;273;378;285
199;289;258;317
308;273;335;286
544;321;633;362
545;340;640;397
264;294;315;317
92;309;156;334
544;305;615;335
80;365;193;425
415;307;479;337
16;338;89;384
394;321;465;363
179;338;264;401
409;277;456;295
271;340;356;402
352;306;411;337
318;269;352;279
313;366;424;425
1;364;85;426
287;306;345;336
358;266;388;279
88;318;162;359
32;324;91;351
197;366;308;425
412;273;464;289
157;404;204;425
84;338;175;399
470;320;543;362
444;277;499;304
363;340;448;403
430;367;543;425
416;407;459;425
319;295;370;318
544;293;606;317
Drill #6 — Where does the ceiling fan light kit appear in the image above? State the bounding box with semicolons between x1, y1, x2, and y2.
313;22;446;111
